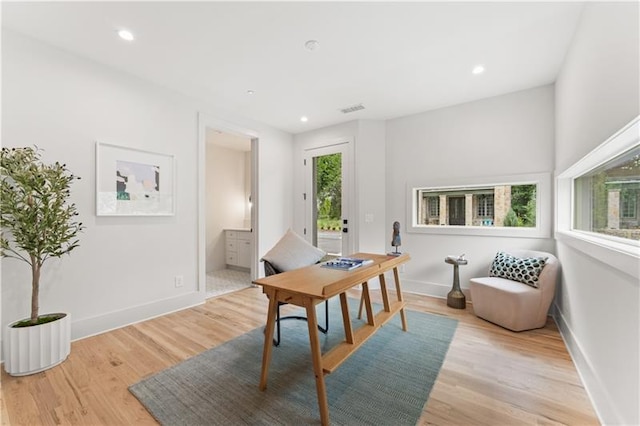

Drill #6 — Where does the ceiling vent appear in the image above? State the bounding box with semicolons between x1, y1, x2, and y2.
340;103;365;114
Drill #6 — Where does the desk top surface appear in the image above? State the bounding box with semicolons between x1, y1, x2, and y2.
253;252;410;299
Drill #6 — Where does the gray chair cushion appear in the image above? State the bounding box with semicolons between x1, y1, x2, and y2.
261;229;326;272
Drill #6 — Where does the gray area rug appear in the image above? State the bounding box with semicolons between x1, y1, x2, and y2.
130;298;458;425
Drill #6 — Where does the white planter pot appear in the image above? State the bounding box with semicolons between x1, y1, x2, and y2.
4;313;71;376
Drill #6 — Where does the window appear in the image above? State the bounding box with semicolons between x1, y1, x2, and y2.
428;196;439;217
415;185;534;227
556;116;639;277
476;194;494;218
408;173;550;238
621;189;638;219
573;145;640;241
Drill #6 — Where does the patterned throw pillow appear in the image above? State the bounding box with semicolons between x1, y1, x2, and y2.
489;251;548;288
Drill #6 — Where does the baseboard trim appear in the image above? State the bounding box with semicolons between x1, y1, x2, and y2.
70;291;205;342
402;278;471;300
553;303;615;426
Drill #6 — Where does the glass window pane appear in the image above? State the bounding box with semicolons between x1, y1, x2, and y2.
314;153;342;255
573;145;640;241
414;184;536;228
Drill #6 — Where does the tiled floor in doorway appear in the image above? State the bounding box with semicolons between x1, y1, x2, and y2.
206;269;252;298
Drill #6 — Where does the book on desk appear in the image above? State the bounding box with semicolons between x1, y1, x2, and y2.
322;257;374;271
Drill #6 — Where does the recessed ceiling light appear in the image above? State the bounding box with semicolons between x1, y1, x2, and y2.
300;116;309;122
472;65;485;75
304;40;319;52
117;29;135;42
247;90;255;95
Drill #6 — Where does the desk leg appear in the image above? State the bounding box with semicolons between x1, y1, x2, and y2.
361;281;375;326
340;292;354;344
357;283;369;320
305;299;330;426
259;289;278;390
393;267;408;332
379;273;391;312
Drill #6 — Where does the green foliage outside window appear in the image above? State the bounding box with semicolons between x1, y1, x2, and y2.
503;208;519;227
510;184;536;227
591;172;608;230
316;153;342;230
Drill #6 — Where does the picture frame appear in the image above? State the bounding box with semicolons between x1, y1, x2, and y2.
96;142;175;216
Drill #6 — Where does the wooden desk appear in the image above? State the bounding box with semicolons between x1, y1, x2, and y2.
253;252;411;426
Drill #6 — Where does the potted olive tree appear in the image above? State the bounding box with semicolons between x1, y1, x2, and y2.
1;146;84;376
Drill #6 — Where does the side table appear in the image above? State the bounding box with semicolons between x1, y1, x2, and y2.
445;254;468;309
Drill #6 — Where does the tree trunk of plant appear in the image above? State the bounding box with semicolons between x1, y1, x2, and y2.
31;256;40;325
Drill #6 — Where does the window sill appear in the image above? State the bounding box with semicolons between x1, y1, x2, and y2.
409;225;550;238
555;230;640;280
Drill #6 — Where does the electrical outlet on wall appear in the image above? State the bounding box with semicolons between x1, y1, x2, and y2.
174;275;184;288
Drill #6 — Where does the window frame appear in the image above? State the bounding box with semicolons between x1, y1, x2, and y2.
407;172;551;238
556;116;640;279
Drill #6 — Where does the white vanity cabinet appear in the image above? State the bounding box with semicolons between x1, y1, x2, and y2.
225;229;251;269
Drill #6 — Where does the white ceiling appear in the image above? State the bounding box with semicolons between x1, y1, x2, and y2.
2;2;585;135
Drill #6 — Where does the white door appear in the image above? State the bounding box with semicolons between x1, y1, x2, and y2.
304;143;352;256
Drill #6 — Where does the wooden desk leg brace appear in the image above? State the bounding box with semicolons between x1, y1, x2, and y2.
394;267;408;331
357;267;408;331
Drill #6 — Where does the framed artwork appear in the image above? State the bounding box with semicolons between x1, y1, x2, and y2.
96;142;175;216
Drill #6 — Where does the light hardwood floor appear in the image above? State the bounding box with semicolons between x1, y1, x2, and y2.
1;287;599;425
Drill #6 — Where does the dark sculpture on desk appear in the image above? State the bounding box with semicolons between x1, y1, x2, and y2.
389;221;402;256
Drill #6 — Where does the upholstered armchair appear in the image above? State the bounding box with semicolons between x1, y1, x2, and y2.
469;250;559;332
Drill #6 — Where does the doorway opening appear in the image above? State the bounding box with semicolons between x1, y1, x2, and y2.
204;127;255;298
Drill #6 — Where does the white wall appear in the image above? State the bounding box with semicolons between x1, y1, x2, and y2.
205;144;247;272
385;85;556;296
1;30;293;343
356;120;388;254
554;3;640;425
256;133;294;274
